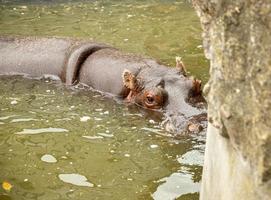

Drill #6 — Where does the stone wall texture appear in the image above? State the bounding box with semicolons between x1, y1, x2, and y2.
192;0;271;199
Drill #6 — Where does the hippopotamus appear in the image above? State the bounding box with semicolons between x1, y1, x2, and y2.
0;36;206;135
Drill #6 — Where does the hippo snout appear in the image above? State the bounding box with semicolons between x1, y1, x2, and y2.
162;112;207;135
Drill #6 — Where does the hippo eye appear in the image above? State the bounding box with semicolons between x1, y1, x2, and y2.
139;89;167;110
144;93;162;109
146;96;154;103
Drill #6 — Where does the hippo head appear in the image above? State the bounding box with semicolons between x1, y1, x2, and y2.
122;69;168;109
122;57;206;135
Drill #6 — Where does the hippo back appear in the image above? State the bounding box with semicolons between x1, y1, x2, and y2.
0;37;71;78
79;48;152;96
0;36;110;83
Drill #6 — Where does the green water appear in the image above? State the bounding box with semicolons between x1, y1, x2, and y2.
0;1;207;200
0;0;209;82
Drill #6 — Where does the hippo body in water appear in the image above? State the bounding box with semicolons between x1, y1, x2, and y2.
0;36;206;135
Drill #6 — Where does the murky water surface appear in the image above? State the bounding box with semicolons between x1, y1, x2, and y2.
0;0;209;82
0;0;207;199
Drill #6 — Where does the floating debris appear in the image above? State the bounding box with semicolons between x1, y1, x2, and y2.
2;181;12;191
10;100;18;105
58;173;94;187
80;116;90;122
82;135;104;140
41;154;57;163
0;115;18;120
11;118;38;123
141;127;172;137
103;111;109;115
141;127;161;134
15;127;69;135
97;133;114;138
54;118;71;121
94;117;102;121
150;144;159;149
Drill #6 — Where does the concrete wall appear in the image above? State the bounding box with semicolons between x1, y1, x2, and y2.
192;0;271;199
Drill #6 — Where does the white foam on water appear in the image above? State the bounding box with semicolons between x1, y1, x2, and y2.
38;74;61;81
150;144;159;149
141;127;160;133
11;118;38;123
10;100;18;105
54;118;71;121
80;116;91;122
41;154;57;163
82;135;104;140
0;115;18;120
141;127;173;137
97;133;114;138
15;127;69;135
58;173;94;187
94;117;102;121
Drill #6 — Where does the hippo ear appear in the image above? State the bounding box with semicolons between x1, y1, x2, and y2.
192;78;202;95
156;79;165;89
122;69;139;91
176;56;187;76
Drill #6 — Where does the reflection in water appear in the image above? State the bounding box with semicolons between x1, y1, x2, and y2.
0;0;207;199
152;171;200;200
152;148;205;199
178;149;204;166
